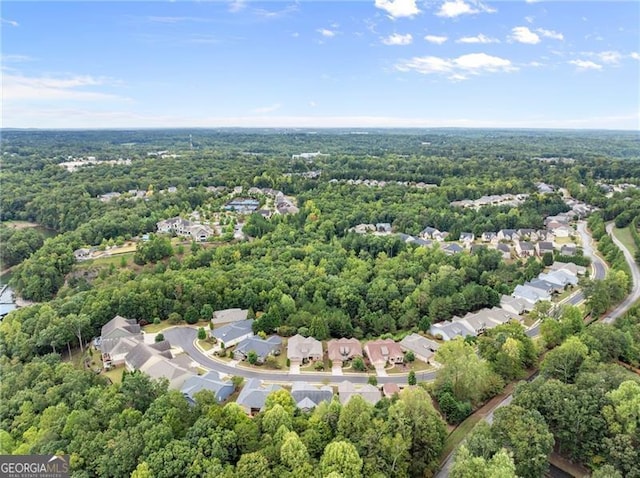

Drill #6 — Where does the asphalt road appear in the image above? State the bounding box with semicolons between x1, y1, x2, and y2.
602;222;640;323
164;327;437;385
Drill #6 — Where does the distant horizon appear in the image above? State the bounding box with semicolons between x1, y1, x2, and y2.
2;1;639;130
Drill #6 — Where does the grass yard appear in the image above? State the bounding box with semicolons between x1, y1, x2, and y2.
612;226;638;255
102;367;124;385
554;236;575;245
386;359;433;374
142;321;175;333
300;357;332;372
198;339;214;351
440;414;484;460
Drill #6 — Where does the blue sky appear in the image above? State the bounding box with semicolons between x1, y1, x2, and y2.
2;1;639;129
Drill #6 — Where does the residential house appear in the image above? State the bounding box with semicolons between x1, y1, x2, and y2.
420;226;440;240
443;243;464;255
399;333;440;363
497;229;519;242
517;229;536;240
495;243;512;260
484;307;523;325
287;334;323;364
211;319;254;348
529;278;563;294
327;338;363;366
212;308;249;325
513;284;551;303
413;238;433;247
536;241;555;257
429;320;476;341
459;232;475;247
234;336;282;364
515;241;535;258
98;316;143;365
100;336;141;370
539;270;578;288
125;341;192;389
560;244;577;256
236;378;282;415
481;232;498;243
382;383;400;398
364;339;404;367
376;223;392;233
549;261;586;276
181;371;235;404
291;382;334;411
338;381;382;405
552;226;573;239
353;224;375;234
500;295;535;315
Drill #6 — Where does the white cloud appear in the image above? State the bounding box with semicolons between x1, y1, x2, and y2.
1;18;19;27
525;16;534;24
252;104;282;114
1;54;34;63
631;52;640;61
2;73;126;102
228;0;246;13
537;28;563;40
596;51;622;64
456;34;499;44
382;33;413;46
318;28;336;38
374;0;420;19
569;59;602;70
510;26;540;44
436;0;495;18
424;35;448;44
309;101;317;107
396;52;515;79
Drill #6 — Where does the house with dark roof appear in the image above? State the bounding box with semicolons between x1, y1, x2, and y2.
234;336;282;363
399;333;440;363
443;243;464;255
515;241;535;257
211;319;254;348
291;382;334;411
327;338;363;366
420;226;440;240
181;371;235;404
495;243;511;260
236;378;282;415
497;229;519;242
536;241;555;257
376;223;392;233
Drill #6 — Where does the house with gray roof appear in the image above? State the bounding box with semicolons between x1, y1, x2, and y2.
420;226;440;239
338;381;382;405
100;315;141;342
560;244;577;256
236;378;282;415
459;232;474;246
100;336;141;370
429;320;476;341
181;371;235;404
125;341;193;389
211;319;254;348
515;241;535;257
211;308;249;325
287;334;323;364
513;284;551;303
539;270;578;287
495;243;512;260
498;229;519;242
536;241;555;257
291;382;334;411
443;243;464;255
481;232;498;243
399;333;440;363
376;223;392;233
500;295;535;315
549;261;586;276
234;335;282;363
529;278;561;295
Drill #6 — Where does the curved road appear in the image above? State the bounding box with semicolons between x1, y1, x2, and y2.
603;222;640;323
164;327;436;385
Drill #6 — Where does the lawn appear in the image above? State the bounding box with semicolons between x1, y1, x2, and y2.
300;357;332;372
198;339;214;351
440;414;484;460
386;359;433;374
102;367;125;385
612;226;638;255
142;321;175;334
